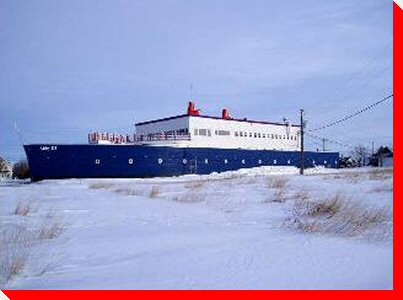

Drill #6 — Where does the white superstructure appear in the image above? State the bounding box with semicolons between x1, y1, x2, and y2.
134;103;300;151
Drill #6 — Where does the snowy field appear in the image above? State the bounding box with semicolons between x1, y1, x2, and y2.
0;166;393;290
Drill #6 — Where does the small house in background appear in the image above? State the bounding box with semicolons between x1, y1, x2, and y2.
369;146;393;167
0;157;13;179
339;156;357;168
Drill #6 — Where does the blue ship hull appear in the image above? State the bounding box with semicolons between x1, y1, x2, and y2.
24;144;339;181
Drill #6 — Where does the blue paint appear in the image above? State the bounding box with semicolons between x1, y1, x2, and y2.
24;144;339;181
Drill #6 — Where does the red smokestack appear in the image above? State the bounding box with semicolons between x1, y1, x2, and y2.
222;108;232;119
187;101;201;116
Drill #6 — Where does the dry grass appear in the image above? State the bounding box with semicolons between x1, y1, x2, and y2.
0;224;34;286
371;185;393;193
267;177;288;190
243;176;258;184
285;193;392;241
220;173;244;181
149;186;161;198
295;190;311;202
325;172;363;184
172;191;206;203
184;181;205;189
38;217;64;240
266;177;289;202
321;169;393;184
14;201;33;216
113;187;143;196
90;182;143;196
367;168;393;181
88;182;115;190
1;202;65;288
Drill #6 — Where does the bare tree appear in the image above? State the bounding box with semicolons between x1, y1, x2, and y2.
12;160;30;179
351;145;370;167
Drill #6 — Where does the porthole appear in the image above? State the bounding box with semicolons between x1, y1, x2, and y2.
128;158;134;165
258;159;262;165
241;159;246;165
312;160;316;165
95;159;100;165
273;159;277;165
334;160;337;165
158;158;163;164
287;159;291;165
224;159;228;164
205;158;209;164
324;160;327;164
183;158;187;165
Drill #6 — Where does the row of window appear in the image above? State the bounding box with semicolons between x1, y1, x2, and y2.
235;131;298;141
193;128;298;141
193;129;232;136
145;128;189;137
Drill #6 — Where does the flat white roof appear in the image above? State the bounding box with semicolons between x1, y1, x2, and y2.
135;114;300;128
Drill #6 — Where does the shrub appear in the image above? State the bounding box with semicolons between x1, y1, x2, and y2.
12;160;30;180
149;186;160;198
88;182;114;190
286;193;392;241
14;201;32;216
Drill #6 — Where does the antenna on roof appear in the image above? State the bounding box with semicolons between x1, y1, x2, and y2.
189;83;195;100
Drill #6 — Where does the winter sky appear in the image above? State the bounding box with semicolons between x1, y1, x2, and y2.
0;0;393;161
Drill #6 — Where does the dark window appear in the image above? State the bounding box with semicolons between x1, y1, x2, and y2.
198;129;210;136
216;130;230;136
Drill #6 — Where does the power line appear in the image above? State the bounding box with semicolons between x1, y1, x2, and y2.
306;132;355;150
306;132;374;156
308;92;393;132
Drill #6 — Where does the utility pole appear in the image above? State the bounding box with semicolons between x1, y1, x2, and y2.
322;138;326;152
300;109;304;175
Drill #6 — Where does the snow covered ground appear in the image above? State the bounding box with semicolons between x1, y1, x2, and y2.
0;166;393;289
